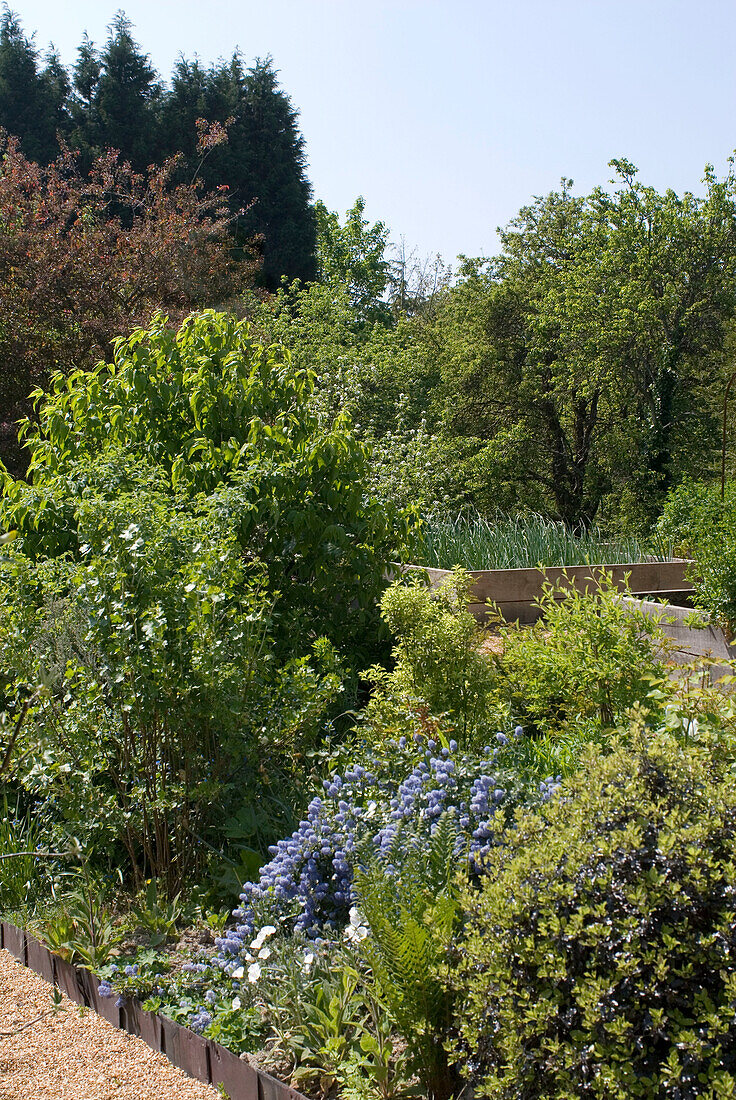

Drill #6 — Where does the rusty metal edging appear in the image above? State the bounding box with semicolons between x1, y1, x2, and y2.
0;921;307;1100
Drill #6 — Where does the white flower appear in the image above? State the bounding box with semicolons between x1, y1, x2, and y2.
232;996;242;1010
250;925;277;951
344;922;369;944
258;946;271;960
231;966;244;979
344;908;370;944
247;962;262;983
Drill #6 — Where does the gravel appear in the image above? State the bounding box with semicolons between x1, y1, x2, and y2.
0;948;220;1100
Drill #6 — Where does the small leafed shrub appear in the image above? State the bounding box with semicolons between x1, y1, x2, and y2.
454;731;736;1099
497;572;667;731
370;568;499;747
657;479;736;631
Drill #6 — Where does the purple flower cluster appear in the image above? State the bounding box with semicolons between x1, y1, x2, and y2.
540;774;563;800
190;1007;213;1033
215;732;533;968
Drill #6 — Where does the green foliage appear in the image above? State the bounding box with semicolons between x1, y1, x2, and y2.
416;510;672;570
498;572;667;731
315;197;391;325
0;797;49;913
130;879;187;943
36;870;123;967
354;813;463;1100
370;568;498;748
3;309;401;665
431;161;736;528
657;478;736;630
0;485;341;889
455;730;736;1099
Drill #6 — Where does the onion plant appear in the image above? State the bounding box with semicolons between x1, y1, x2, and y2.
414;512;673;570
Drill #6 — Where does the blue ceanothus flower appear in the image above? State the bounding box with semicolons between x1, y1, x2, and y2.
215;726;551;969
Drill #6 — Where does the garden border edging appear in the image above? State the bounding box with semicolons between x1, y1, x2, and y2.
0;920;307;1100
399;559;694;623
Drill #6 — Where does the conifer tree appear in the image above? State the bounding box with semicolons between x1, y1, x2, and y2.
238;57;316;288
0;8;69;163
72;12;161;170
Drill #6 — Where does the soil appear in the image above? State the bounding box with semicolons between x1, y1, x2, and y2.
0;948;220;1100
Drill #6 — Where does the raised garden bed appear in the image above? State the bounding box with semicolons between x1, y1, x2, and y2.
622;595;736;679
401;560;694;623
0;920;308;1100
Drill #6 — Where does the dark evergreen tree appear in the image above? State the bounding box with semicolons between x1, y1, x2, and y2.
0;8;69;163
162;53;316;287
69;32;102;164
238;57;316;288
71;12;161;170
0;11;317;287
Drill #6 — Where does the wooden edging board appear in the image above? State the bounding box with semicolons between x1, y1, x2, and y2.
399;560;694;623
621;595;736;680
0;921;307;1100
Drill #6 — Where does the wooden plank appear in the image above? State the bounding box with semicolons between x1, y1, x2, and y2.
1;922;25;963
208;1040;260;1100
25;935;54;984
403;561;694;623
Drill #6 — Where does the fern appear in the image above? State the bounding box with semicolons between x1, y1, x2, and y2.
354;812;463;1100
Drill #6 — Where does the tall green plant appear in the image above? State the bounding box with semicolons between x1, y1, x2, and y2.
1;309;404;665
354;814;463;1100
498;572;667;731
370;568;498;748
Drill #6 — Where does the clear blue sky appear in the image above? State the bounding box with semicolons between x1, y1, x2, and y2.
11;0;736;266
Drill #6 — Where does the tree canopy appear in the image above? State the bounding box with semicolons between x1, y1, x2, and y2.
0;10;317;288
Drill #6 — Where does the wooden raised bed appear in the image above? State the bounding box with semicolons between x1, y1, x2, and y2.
0;921;308;1100
402;559;694;623
622;596;736;680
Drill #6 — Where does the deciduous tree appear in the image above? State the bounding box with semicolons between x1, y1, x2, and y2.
0;130;258;475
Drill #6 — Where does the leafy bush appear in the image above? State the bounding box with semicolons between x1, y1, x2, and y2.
657;479;736;631
497;572;668;731
0;485;341;890
369;568;499;747
1;309;407;665
455;730;736;1099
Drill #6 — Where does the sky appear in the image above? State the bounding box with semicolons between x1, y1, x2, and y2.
10;0;736;267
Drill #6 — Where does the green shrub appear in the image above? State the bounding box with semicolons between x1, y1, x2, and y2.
1;309;408;666
497;572;667;732
367;568;499;748
454;731;736;1099
657;479;736;631
0;475;341;893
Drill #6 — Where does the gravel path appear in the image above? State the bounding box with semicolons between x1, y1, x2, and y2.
0;949;220;1100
